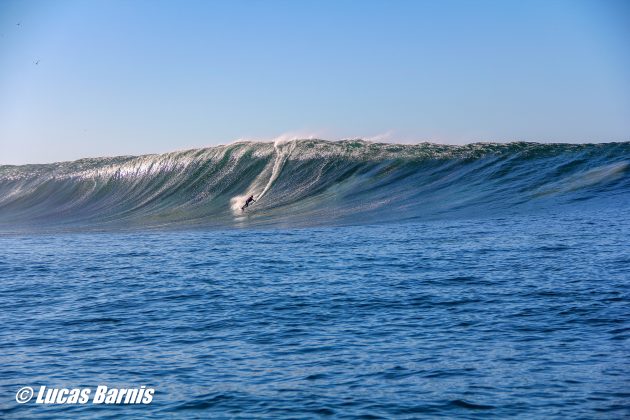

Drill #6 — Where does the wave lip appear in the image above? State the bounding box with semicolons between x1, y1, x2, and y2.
0;140;628;231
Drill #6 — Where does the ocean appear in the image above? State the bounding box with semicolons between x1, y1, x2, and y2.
0;140;629;418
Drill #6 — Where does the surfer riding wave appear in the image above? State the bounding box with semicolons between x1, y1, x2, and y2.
241;195;256;211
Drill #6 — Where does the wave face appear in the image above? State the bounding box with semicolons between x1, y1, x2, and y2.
0;140;629;232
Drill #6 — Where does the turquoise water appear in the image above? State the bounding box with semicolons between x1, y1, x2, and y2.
0;140;629;417
1;140;628;231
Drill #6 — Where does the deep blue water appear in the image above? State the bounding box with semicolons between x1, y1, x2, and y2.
1;206;628;418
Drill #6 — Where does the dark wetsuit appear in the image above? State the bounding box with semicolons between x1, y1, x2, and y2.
242;196;255;210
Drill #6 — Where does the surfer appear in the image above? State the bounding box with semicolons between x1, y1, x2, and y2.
241;195;256;211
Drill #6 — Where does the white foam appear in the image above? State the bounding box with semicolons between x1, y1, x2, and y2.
229;140;297;216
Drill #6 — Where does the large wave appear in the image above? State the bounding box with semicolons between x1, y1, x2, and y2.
0;140;628;232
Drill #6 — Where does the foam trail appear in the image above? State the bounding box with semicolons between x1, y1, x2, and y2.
257;139;296;200
230;139;296;215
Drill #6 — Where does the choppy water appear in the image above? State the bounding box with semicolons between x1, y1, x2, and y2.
1;140;629;417
1;206;629;418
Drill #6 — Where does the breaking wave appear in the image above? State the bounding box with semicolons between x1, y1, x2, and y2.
0;140;628;232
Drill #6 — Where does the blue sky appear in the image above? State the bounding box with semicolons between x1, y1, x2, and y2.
0;0;629;164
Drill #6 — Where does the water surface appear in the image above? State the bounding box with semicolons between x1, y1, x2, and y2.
1;207;628;418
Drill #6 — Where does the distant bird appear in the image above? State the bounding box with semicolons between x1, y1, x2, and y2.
16;22;21;27
34;60;40;65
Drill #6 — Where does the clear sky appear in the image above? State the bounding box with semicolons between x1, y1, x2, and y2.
0;0;629;164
